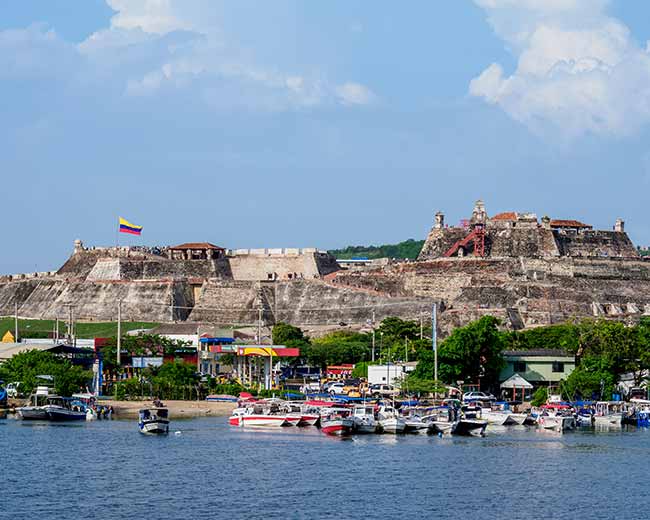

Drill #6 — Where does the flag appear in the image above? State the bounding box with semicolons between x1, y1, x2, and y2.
119;217;143;236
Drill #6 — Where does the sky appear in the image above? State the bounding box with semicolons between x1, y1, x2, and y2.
3;0;650;274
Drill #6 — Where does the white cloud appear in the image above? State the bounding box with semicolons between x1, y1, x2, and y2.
470;0;650;137
75;1;376;110
335;82;377;106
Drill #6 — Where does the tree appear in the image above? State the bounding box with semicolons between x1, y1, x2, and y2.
272;322;307;345
100;334;192;371
305;331;371;368
436;316;505;390
0;350;91;396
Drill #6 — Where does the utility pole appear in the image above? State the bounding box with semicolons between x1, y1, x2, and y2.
371;310;376;362
432;303;438;384
258;307;263;345
55;317;59;342
68;305;73;344
117;300;122;366
420;312;423;340
405;337;408;363
14;302;18;343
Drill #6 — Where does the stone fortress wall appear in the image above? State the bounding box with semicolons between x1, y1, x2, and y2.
2;201;650;335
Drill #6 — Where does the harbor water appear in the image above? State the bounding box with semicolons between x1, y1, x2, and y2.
2;417;649;520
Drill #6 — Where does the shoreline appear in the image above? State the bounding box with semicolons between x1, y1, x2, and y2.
101;399;236;418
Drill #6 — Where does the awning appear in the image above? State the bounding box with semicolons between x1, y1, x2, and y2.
500;373;533;389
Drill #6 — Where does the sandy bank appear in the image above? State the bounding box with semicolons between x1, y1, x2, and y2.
101;399;236;418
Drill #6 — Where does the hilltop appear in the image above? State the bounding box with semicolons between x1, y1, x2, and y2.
328;239;425;260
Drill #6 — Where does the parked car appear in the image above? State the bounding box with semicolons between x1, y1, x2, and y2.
462;391;496;402
369;384;399;398
328;382;346;395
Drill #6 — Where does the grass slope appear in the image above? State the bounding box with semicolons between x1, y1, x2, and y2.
0;318;159;340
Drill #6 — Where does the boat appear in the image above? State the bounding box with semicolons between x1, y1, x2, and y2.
43;396;87;421
593;401;624;427
0;380;7;408
481;409;515;426
229;403;289;427
138;407;170;434
320;409;353;436
350;404;378;434
422;403;487;436
376;405;406;434
206;394;238;402
402;413;436;434
16;386;51;420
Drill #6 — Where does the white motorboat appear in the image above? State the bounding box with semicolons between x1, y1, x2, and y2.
351;404;377;434
538;414;576;433
403;415;436;434
138;407;170;434
508;413;528;425
16;386;51;420
377;405;406;434
593;401;624;427
481;409;514;426
43;396;87;421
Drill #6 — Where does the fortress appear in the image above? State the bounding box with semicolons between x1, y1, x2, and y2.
2;200;650;335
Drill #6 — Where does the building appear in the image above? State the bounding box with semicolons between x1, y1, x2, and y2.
499;350;576;387
368;363;416;386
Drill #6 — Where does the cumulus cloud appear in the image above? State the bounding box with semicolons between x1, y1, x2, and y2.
335;82;377;106
470;0;650;137
0;1;377;113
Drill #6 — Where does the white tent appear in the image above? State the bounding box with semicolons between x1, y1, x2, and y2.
501;373;533;401
500;373;533;390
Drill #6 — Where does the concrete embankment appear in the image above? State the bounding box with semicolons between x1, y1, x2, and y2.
101;399;236;418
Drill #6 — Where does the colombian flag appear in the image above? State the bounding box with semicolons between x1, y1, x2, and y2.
119;217;143;236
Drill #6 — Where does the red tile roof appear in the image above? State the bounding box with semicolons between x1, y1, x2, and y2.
491;212;518;221
169;242;225;250
550;219;592;229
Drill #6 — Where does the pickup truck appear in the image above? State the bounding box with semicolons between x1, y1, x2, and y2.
368;384;399;398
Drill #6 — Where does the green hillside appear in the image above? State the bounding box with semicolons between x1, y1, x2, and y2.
329;239;425;260
0;318;159;340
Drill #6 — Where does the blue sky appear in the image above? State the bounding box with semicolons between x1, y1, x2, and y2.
2;0;650;273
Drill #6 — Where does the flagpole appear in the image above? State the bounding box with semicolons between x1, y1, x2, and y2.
116;217;119;250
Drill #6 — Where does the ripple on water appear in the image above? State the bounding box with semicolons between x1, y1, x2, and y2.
2;417;650;520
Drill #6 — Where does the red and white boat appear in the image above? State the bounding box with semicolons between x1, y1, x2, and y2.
321;415;353;436
228;406;289;427
299;412;320;426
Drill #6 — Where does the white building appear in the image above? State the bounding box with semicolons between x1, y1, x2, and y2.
367;363;416;386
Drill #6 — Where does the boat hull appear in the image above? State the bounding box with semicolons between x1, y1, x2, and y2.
378;417;406;434
299;414;320;426
44;406;87;421
452;419;488;436
139;420;170;435
240;415;288;427
17;407;49;420
321;419;353;436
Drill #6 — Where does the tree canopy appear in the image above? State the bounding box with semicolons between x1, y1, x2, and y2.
0;350;91;396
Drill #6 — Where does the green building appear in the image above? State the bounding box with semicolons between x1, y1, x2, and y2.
500;349;576;387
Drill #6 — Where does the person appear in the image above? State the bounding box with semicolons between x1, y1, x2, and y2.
153;397;164;408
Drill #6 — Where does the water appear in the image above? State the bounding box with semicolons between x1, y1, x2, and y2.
2;417;648;520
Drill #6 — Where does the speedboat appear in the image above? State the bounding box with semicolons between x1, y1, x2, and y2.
351;404;378;434
593;401;624;427
16;386;51;420
229;404;289;427
538;414;576;432
377;405;406;434
321;410;353;436
138;408;170;434
481;409;515;426
43;396;87;421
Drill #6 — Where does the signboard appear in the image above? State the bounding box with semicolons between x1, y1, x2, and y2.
132;357;164;368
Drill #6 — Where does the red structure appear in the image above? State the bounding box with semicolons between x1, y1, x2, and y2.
443;224;486;258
